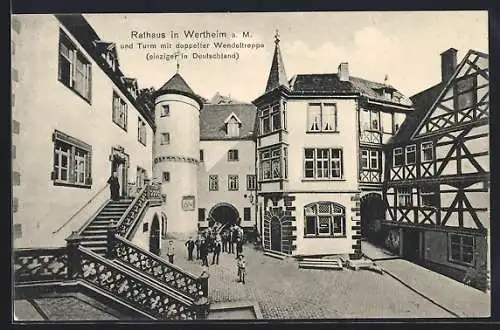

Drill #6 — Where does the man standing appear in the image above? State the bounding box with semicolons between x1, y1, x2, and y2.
195;234;201;260
211;233;222;265
166;240;175;264
200;238;209;267
229;225;235;254
221;230;228;253
107;171;120;201
185;237;195;261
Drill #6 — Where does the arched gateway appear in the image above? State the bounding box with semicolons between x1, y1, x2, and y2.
208;203;240;227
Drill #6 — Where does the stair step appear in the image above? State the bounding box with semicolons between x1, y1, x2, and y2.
80;240;108;246
263;251;287;260
81;229;108;235
298;263;343;270
86;247;107;255
80;235;108;241
300;258;343;263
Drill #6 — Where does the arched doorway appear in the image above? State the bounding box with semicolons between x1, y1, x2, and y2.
208;203;240;227
270;216;282;252
360;193;386;243
149;215;160;255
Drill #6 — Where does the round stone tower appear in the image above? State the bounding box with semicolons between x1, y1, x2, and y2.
153;73;203;238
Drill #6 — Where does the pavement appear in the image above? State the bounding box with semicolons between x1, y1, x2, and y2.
161;239;465;319
361;240;491;318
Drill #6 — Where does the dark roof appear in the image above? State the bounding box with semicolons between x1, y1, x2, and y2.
387;82;444;144
289;73;412;106
265;41;289;92
200;103;257;140
156;73;204;108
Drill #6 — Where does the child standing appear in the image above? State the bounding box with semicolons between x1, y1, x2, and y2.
237;254;246;284
166;240;175;264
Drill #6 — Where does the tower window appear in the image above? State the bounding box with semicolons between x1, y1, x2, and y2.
162;172;170;182
161;104;170;117
161;132;170;145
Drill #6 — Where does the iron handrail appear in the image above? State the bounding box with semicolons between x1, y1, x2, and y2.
115;185;148;234
52;183;109;234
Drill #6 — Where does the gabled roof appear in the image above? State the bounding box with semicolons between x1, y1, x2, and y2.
288;73;412;106
388;49;489;145
265;36;289;93
223;112;242;124
156;73;204;108
387;82;444;144
200;103;257;140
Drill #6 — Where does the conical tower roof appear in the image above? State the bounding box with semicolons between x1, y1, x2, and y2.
155;73;204;108
265;31;289;93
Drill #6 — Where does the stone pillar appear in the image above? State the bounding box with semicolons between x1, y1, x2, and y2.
66;231;82;279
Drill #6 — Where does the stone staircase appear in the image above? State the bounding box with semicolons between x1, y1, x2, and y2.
79;199;134;255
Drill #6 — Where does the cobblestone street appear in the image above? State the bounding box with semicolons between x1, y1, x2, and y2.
161;239;458;319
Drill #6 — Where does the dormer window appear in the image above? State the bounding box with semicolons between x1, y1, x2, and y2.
224;112;242;137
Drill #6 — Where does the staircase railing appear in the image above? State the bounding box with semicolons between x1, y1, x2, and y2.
13;247;68;283
109;234;208;301
114;185;148;238
74;246;204;320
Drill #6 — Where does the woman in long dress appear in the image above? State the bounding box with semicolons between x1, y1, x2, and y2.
107;171;120;201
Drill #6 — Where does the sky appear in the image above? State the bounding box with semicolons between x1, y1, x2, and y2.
85;11;488;102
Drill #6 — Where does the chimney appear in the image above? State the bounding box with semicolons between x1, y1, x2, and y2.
440;48;458;83
338;62;349;82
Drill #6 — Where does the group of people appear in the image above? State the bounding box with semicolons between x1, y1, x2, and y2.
184;223;247;283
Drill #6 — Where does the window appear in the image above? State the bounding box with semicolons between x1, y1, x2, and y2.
58;30;92;101
393;148;404;166
228;175;239;191
226;117;240;137
454;76;476;111
304;202;345;237
369;150;379;170
143;223;149;232
361;150;369;169
420;185;438;207
228;149;239;161
200;150;204;162
406;145;416;165
259;103;282;135
260;147;283;180
161;132;170;145
112;92;128;130
397;187;412;207
138;117;147;145
307;103;337;132
161;104;170;117
198;208;205;222
370;110;380;131
421;142;434;162
304;148;343;179
449;234;474;265
247;174;257;190
162;172;170;182
52;130;92;187
209;175;218;191
244;207;251;221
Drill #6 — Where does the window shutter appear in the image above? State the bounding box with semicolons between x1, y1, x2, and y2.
85;152;92;185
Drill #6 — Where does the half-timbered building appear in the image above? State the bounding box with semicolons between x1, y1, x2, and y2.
383;49;489;290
